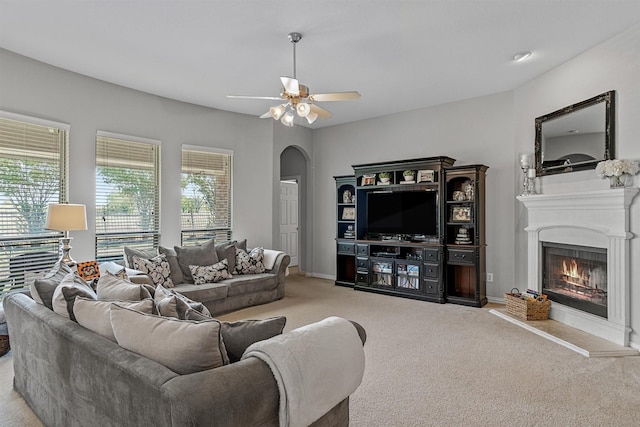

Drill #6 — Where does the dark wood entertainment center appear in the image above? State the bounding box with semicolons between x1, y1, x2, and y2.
335;156;488;307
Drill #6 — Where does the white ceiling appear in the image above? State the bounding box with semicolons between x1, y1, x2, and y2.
1;1;639;129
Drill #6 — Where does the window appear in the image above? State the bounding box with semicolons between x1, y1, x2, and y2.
96;132;160;262
181;145;232;245
0;112;69;298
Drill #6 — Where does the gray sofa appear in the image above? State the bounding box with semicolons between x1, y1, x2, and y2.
3;291;365;427
124;242;291;316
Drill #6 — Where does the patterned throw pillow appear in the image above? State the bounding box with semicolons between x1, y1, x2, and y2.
234;247;266;275
132;254;174;288
189;259;233;285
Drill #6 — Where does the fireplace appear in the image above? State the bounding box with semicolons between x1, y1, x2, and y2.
518;188;638;347
542;242;607;318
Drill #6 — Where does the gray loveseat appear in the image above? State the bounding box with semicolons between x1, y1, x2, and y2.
124;240;290;316
3;291;365;426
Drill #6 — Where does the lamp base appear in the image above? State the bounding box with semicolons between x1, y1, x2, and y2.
58;237;77;267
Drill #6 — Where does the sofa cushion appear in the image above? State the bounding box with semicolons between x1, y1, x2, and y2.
51;273;97;321
171;282;228;304
123;246;157;269
31;262;74;310
189;259;233;285
174;239;218;284
96;271;152;301
132;254;174;288
74;297;155;341
215;242;237;272
220;317;287;363
158;246;185;285
234;247;266;275
225;273;276;297
110;304;229;374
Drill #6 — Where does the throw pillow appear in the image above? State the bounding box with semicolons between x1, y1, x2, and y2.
189;259;232;285
234;239;247;253
51;273;97;321
220;316;287;362
74;297;155;341
96;271;152;301
30;261;73;310
215;242;237;273
110;304;229;374
158;246;185;285
132;254;174;288
31;262;74;310
174;239;218;283
234;247;266;275
123;246;157;269
153;284;211;319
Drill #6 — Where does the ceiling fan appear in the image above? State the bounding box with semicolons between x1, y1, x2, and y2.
227;32;361;126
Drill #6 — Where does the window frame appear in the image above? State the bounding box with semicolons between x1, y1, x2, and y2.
95;131;161;262
180;144;233;246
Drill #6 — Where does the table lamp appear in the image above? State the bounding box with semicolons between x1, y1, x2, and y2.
45;203;88;266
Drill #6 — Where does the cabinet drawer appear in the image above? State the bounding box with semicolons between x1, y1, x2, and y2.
423;248;440;262
356;257;369;270
356;272;368;285
356;244;369;256
422;263;439;279
337;242;355;255
447;248;475;265
423;279;439;295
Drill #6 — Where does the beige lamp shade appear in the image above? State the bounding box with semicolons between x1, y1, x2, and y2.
45;203;88;231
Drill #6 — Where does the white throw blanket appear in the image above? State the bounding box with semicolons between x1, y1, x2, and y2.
242;316;365;427
262;249;284;270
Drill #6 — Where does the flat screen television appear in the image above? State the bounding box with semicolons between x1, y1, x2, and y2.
366;190;438;237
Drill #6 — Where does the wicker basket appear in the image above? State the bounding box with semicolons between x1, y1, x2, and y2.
504;293;550;321
0;335;9;357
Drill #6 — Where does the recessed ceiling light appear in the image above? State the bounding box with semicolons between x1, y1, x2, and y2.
513;51;532;62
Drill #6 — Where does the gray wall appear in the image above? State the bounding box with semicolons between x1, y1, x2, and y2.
0;48;276;258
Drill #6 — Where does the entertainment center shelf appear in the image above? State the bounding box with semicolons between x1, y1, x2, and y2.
334;157;488;307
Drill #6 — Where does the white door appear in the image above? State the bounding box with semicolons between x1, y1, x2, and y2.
280;180;299;266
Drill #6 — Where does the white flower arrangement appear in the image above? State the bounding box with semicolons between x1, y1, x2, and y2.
595;159;640;178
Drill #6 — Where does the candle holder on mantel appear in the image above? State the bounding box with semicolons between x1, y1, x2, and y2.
519;154;536;196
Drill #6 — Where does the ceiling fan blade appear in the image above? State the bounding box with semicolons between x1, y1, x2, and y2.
280;76;299;96
309;103;332;119
309;91;361;102
259;111;273;119
227;95;285;100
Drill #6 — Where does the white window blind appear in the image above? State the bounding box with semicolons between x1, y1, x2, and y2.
0;113;69;298
96;133;160;262
181;146;232;245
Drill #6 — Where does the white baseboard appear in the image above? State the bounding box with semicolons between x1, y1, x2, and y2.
304;272;334;280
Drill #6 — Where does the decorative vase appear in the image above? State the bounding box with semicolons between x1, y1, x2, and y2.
404;175;414;181
609;174;631;188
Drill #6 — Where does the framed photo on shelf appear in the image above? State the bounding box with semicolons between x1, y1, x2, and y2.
450;206;472;222
417;169;435;183
342;207;356;220
361;174;376;186
77;260;100;281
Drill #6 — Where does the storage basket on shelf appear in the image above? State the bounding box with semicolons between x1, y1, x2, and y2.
504;289;550;321
0;335;9;357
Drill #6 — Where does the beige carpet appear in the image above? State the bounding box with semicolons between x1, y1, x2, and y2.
2;275;640;426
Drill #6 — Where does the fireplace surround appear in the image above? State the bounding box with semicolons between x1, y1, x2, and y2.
518;188;638;347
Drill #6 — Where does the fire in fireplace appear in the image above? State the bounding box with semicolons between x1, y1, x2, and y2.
542;242;607;318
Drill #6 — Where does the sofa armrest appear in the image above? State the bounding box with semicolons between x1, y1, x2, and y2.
265;251;290;300
162;357;280;427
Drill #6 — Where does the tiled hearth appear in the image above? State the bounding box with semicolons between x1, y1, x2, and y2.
517;188;639;347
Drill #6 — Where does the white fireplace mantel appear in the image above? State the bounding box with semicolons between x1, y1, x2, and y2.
518;188;639;347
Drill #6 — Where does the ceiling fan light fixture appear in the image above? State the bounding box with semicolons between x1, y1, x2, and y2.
270;104;286;120
296;103;311;117
281;110;295;127
305;111;318;124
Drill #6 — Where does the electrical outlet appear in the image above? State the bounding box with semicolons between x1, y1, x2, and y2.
486;273;494;282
